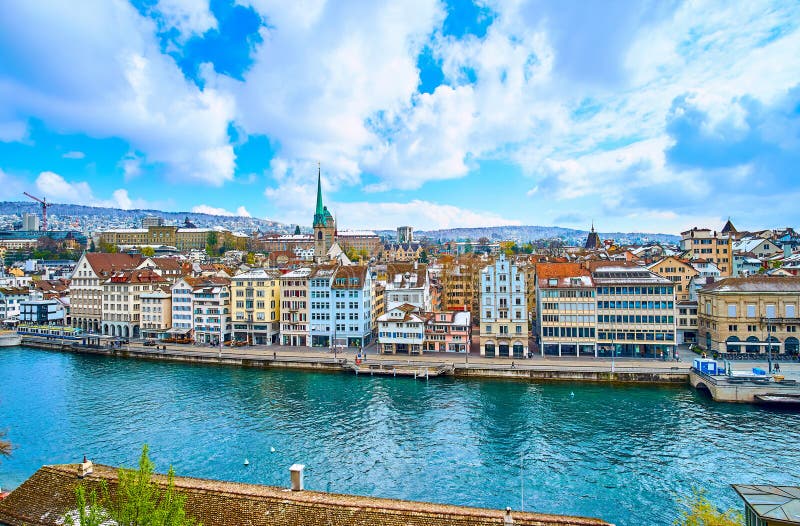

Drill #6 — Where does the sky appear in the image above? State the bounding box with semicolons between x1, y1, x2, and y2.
0;0;799;233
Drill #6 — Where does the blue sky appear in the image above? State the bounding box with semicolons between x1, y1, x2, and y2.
1;0;799;233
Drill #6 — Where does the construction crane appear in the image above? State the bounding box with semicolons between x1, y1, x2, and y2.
23;192;48;231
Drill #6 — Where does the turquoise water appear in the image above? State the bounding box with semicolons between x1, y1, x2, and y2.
1;347;799;525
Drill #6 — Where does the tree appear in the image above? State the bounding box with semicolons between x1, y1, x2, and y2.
89;239;97;252
245;252;256;265
0;429;12;459
65;444;199;526
141;246;156;257
419;250;429;263
99;241;119;254
676;490;743;526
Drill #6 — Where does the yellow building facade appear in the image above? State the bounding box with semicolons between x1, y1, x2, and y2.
230;268;280;345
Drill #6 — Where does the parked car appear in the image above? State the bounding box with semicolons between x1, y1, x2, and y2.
143;339;157;347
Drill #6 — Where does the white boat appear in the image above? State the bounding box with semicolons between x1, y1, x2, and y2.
0;330;22;347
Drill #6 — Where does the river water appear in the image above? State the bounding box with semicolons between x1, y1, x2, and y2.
1;347;798;525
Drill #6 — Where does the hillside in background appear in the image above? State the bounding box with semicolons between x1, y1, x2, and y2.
0;201;681;243
379;225;681;245
0;202;293;233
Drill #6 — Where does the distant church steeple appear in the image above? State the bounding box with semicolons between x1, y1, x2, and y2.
314;162;324;221
585;221;601;250
312;163;336;262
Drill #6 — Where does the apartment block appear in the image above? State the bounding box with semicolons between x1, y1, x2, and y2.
680;227;733;276
479;253;528;358
231;268;280;345
70;253;142;333
280;268;311;346
101;268;168;339
309;265;373;349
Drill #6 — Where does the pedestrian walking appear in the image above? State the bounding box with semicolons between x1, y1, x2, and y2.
774;362;781;373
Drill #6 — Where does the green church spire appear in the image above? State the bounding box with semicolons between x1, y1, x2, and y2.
315;161;324;217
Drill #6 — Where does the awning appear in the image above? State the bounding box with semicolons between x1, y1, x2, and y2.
166;328;192;335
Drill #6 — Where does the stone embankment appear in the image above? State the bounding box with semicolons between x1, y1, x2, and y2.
20;336;690;385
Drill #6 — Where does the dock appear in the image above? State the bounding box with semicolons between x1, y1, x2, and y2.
689;368;800;404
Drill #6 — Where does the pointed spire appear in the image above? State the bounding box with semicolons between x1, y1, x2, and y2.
315;161;324;218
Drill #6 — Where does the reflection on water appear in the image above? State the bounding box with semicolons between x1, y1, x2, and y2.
1;347;798;526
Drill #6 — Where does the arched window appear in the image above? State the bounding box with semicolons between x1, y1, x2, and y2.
746;336;760;353
317;231;323;240
725;336;741;353
785;337;799;355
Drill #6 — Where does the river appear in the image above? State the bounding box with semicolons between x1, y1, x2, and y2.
1;346;798;525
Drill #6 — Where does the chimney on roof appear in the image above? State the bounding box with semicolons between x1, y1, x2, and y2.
290;464;305;491
78;456;93;478
504;507;514;525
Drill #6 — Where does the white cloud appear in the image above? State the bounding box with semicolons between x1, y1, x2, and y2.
263;178;518;230
191;204;252;217
0;0;235;186
120;153;143;181
154;0;217;40
224;0;444;192
62;151;85;159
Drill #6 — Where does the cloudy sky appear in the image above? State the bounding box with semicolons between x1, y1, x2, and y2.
0;0;798;232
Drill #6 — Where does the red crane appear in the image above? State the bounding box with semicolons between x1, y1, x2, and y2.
23;192;48;231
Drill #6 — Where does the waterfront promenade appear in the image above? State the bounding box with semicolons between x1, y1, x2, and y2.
20;336;800;385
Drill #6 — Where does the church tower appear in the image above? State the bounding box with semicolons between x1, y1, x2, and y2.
313;164;336;263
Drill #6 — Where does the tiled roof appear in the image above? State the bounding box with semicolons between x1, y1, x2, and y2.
536;263;590;280
0;464;609;526
84;253;142;277
332;265;368;289
702;275;800;293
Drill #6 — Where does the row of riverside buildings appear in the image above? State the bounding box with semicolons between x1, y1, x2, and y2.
10;168;800;361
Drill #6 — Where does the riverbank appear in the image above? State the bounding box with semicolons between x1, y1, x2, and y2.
19;337;690;385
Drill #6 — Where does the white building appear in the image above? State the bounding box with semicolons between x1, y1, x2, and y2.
377;304;425;354
190;278;232;345
384;262;430;312
0;287;29;322
309;265;373;349
170;277;196;339
479;253;528;358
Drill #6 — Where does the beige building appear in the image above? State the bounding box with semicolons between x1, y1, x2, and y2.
647;256;699;302
231;268;280;345
70;253;142;333
101;268;168;338
536;263;597;357
280;267;311;346
698;275;800;355
680;227;733;276
141;286;173;340
440;256;482;314
99;226;248;252
337;230;382;257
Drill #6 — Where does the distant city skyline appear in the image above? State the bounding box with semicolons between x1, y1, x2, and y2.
1;1;798;233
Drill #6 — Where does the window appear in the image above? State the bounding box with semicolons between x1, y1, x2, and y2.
727;304;736;317
705;302;711;315
766;304;776;318
787;304;796;318
747;304;756;318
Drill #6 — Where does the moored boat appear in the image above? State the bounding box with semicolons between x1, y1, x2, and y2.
754;393;800;407
0;330;22;347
